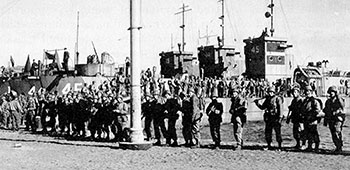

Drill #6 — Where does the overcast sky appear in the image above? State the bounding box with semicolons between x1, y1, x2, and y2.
0;0;349;70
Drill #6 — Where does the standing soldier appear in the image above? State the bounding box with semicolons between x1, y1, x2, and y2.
229;88;247;150
163;91;181;146
206;95;223;149
26;93;39;132
7;93;23;131
0;95;9;129
286;87;305;149
323;86;345;153
302;85;322;152
180;92;192;147
113;95;129;142
142;94;155;141
152;93;168;146
189;87;202;148
254;87;283;150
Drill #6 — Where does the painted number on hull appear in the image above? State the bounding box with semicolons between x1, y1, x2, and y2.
62;83;83;94
28;86;36;95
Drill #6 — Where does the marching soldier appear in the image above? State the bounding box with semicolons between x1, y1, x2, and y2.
163;91;181;146
323;86;345;152
286;87;305;149
229;88;247;150
254;87;283;150
302;85;322;152
206;94;223;149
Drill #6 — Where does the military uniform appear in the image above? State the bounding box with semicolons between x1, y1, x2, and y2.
255;87;283;149
302;94;322;151
153;95;168;145
113;97;129;142
287;87;305;148
206;97;223;147
7;96;23;131
323;86;345;152
229;92;247;148
0;96;9;129
163;94;181;146
189;88;202;148
26;95;38;132
181;94;192;146
142;97;155;141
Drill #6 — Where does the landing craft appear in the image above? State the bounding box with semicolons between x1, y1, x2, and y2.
0;51;121;96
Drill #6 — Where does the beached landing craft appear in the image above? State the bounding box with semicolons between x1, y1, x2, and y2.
0;12;125;96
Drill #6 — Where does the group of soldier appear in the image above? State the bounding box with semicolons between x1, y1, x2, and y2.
0;84;131;142
0;76;346;153
220;84;345;152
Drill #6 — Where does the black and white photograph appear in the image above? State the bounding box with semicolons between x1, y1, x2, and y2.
0;0;349;169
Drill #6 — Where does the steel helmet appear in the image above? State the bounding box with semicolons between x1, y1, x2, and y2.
327;86;338;94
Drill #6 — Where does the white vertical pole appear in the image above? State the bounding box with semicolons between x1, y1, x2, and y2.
129;0;143;143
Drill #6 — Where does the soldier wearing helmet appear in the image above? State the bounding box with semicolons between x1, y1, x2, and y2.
7;93;23;131
229;88;247;150
286;86;305;149
163;90;181;146
254;86;283;150
301;85;323;152
323;86;345;152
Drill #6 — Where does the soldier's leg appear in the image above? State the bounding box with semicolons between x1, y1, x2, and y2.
14;112;21;130
144;117;152;140
292;123;300;147
274;122;282;148
168;119;178;144
210;122;216;143
265;122;273;147
330;121;343;151
191;120;201;146
214;123;221;146
233;118;243;147
159;119;168;140
153;119;161;143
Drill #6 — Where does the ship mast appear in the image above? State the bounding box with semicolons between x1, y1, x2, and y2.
75;11;80;66
175;3;191;52
218;0;224;46
266;0;274;36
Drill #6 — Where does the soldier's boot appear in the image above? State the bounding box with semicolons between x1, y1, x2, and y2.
295;141;301;149
314;143;320;153
166;138;171;145
171;140;179;147
154;139;161;146
266;142;272;150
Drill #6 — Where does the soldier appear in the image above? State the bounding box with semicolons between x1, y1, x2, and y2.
286;87;305;149
254;87;283;150
229;88;247;150
26;93;39;132
142;94;155;141
0;95;9;129
301;85;322;152
180;92;192;147
153;93;168;146
206;95;223;149
323;86;345;152
163;90;181;146
113;95;129;142
189;87;202;148
7;93;23;131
